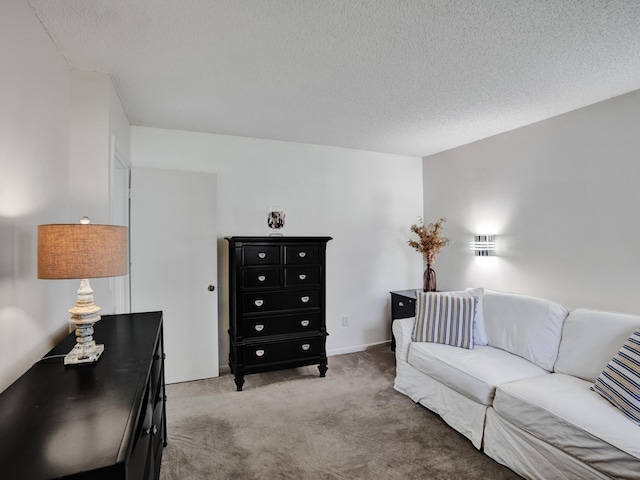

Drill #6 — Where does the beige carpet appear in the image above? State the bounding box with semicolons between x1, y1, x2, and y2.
160;345;521;480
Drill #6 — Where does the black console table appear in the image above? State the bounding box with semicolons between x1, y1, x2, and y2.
0;311;166;480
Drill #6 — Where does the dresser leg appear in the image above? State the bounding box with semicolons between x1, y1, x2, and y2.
234;375;245;391
318;363;328;377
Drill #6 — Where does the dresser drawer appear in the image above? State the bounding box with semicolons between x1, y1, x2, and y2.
284;267;320;287
244;337;324;367
285;245;319;265
150;341;164;397
243;312;321;338
150;400;165;480
243;290;319;313
391;293;416;319
152;397;165;445
129;382;154;480
242;268;282;289
243;245;280;265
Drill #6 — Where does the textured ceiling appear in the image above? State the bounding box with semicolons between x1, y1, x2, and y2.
28;0;640;157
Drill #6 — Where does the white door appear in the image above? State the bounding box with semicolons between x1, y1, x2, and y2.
130;168;219;383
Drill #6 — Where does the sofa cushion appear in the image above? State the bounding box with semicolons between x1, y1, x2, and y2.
554;308;640;382
412;292;475;349
483;290;569;371
407;342;548;405
394;355;489;449
592;328;640;426
492;373;640;479
465;287;488;346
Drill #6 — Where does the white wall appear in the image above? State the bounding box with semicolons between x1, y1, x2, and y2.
0;3;131;393
131;127;423;365
109;81;131;170
69;70;111;223
423;90;640;314
0;0;72;392
69;70;131;315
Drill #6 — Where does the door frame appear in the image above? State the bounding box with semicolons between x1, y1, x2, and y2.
109;135;131;314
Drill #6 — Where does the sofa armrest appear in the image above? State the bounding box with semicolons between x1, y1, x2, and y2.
393;317;415;363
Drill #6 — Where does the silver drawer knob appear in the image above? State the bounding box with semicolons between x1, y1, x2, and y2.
298;252;306;257
254;324;264;332
255;349;265;357
300;320;310;327
258;275;266;282
254;299;264;307
301;344;310;351
399;301;404;307
301;296;310;303
299;274;306;280
258;252;266;259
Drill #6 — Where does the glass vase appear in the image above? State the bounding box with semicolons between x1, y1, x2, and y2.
423;264;437;292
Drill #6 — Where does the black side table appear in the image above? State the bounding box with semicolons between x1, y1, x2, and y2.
389;289;419;351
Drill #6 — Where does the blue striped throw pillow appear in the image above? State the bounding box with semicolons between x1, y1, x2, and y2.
412;292;476;349
592;328;640;426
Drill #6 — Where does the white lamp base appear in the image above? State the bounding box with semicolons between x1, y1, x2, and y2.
64;343;104;365
65;278;104;366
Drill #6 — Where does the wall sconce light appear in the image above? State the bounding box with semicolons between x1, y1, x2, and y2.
470;235;496;256
37;217;128;365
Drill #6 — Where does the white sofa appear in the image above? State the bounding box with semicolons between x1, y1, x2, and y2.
393;289;640;480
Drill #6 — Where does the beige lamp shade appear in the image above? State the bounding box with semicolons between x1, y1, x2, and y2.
38;224;128;279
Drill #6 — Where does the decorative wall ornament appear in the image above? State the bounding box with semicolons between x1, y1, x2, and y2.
267;206;285;236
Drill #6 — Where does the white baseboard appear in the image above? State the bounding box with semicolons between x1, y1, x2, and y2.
327;340;390;356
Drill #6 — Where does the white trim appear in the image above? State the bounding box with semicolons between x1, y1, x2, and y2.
327;340;391;356
110;136;131;314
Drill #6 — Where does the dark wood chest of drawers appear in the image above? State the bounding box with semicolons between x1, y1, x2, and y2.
0;312;166;480
226;236;332;391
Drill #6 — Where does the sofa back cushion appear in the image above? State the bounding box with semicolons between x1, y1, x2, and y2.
483;290;570;371
554;308;640;382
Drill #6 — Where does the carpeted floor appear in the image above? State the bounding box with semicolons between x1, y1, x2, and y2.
160;344;521;479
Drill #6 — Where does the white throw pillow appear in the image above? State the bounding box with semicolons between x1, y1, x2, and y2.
483;290;569;371
592;328;640;426
465;288;487;345
555;308;640;382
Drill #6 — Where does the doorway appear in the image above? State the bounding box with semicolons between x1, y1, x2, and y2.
111;143;130;314
129;168;219;383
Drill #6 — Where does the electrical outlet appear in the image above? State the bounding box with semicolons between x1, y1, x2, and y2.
342;315;349;326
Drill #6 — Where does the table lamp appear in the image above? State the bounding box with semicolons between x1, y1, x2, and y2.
38;217;128;365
